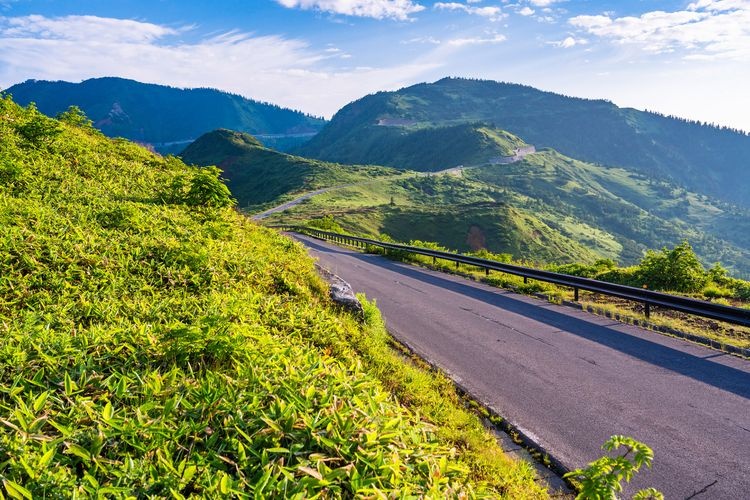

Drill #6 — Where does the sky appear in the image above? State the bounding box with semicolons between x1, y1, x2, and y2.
0;0;748;131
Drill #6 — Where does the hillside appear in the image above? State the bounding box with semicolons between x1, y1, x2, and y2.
294;121;530;171
4;77;325;153
0;97;546;496
298;77;750;207
266;147;750;277
180;129;401;208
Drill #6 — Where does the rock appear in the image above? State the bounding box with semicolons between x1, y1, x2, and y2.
315;264;364;318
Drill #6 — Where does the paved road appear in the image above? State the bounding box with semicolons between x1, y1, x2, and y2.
252;187;344;220
294;234;750;499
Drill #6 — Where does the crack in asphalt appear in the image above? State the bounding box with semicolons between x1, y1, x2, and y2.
685;479;718;499
459;306;556;347
394;280;426;294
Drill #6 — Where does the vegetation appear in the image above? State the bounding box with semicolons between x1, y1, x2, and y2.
564;436;662;500
298;76;750;207
4;77;325;153
180;129;402;208
0;96;546;497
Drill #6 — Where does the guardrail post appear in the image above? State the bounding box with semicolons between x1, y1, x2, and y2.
574;287;579;301
433;256;436;265
456;261;459;269
644;302;651;319
524;277;528;284
485;267;490;276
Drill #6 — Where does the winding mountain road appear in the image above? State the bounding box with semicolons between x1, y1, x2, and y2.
293;234;750;499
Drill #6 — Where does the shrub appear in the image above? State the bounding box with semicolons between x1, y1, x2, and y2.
306;214;343;232
167;166;235;208
636;241;708;293
56;105;94;129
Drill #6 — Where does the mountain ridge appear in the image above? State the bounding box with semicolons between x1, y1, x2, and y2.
3;77;325;153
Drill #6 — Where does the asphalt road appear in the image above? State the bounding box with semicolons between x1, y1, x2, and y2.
294;234;750;499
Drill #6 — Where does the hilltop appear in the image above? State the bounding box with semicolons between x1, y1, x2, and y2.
4;77;325;153
298;77;750;207
0;96;546;496
180;129;401;208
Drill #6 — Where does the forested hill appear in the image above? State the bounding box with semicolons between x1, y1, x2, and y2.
180;129;399;208
4;77;325;152
298;77;750;207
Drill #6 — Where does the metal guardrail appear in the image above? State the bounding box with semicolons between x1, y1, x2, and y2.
275;225;750;328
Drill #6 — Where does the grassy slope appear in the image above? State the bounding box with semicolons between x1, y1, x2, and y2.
180;129;401;209
0;97;545;497
266;147;750;277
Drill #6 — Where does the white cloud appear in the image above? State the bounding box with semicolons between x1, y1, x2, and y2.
528;0;563;6
518;7;535;16
549;36;587;48
275;0;425;20
446;33;507;46
570;1;750;60
434;2;506;21
0;15;440;118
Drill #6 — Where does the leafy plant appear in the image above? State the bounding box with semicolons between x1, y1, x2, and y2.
564;435;663;500
637;241;708;292
167;165;236;208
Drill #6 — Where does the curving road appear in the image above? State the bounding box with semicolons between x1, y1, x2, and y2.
293;234;750;499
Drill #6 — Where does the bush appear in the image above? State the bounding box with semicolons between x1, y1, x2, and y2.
306;214;343;233
56;105;94;129
637;241;708;293
167;166;235;208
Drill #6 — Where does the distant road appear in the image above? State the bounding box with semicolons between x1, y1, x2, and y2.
294;234;750;499
251;187;342;220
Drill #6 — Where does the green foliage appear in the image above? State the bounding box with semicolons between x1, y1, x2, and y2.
0;96;541;497
14;104;62;146
564;436;663;500
56;105;94;129
306;214;344;233
166;165;236;208
637;241;708;293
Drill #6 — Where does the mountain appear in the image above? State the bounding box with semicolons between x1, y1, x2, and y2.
298;77;750;207
180;129;399;208
3;77;325;153
272;137;750;277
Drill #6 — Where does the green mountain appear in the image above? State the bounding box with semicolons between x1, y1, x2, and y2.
272;135;750;277
4;77;325;153
0;96;543;496
180;129;400;209
298;77;750;207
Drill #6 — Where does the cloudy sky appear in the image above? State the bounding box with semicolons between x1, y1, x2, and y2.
1;0;748;130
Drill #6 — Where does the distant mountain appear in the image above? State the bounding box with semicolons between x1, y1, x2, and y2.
4;77;325;153
298;77;750;207
180;129;398;208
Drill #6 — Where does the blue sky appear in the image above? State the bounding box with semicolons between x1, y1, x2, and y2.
1;0;748;130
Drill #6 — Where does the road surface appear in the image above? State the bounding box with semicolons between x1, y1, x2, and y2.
294;234;750;499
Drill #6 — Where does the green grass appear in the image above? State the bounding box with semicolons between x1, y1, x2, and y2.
0;96;547;497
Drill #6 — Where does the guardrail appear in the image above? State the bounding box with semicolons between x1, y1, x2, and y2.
274;225;750;328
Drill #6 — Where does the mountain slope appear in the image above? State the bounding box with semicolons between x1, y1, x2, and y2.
268;146;750;277
298;77;750;206
180;129;400;208
4;77;325;152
